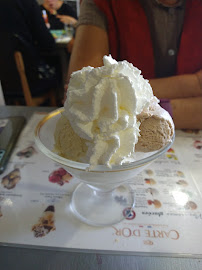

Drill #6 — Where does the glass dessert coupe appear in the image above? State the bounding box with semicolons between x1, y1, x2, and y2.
35;108;175;227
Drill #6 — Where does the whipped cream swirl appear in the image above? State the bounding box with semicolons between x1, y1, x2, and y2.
64;55;154;167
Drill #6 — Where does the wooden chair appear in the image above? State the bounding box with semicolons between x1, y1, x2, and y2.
14;51;57;106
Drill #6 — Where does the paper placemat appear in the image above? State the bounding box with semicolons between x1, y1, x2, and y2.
0;113;202;256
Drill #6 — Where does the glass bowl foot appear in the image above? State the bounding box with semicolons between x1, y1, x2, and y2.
70;183;135;226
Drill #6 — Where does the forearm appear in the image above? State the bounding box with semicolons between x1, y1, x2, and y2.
56;15;77;25
67;25;109;83
149;72;202;99
171;97;202;129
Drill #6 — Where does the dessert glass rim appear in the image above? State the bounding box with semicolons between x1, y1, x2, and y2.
35;107;175;173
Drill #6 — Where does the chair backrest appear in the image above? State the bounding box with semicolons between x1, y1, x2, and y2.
14;51;34;106
0;33;39;96
14;50;57;106
0;33;21;92
0;34;56;106
0;33;57;106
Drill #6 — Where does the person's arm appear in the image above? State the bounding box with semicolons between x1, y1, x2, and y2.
171;97;202;129
149;71;202;99
150;71;202;129
56;15;77;26
67;24;109;82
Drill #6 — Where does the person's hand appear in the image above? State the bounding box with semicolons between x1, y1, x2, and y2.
50;8;57;15
56;15;77;25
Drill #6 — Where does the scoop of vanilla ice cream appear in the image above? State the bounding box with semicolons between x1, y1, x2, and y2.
61;55;154;167
54;115;87;161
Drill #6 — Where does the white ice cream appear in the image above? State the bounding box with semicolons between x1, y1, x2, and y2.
59;55;155;167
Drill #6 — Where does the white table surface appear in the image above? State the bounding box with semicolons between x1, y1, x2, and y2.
0;105;202;270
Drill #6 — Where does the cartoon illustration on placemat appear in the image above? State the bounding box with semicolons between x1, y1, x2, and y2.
185;201;197;210
144;178;156;185
176;180;188;187
147;199;162;208
146;188;159;196
32;205;56;238
48;168;72;186
145;169;154;176
16;145;37;158
193;140;202;150
1;168;21;189
176;171;185;177
167;148;175;153
166;153;178;160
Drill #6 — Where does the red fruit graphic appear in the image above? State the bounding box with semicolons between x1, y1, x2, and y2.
48;168;72;185
147;200;153;205
57;168;67;176
49;174;61;183
167;148;174;153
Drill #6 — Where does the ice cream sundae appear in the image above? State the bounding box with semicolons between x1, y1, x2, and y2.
54;55;174;168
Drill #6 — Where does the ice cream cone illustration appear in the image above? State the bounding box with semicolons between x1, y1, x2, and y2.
32;205;56;238
176;180;188;187
176;171;184;177
145;178;156;185
193;140;202;150
185;201;197;210
16;146;37;158
147;199;162;208
1;168;21;189
145;169;154;176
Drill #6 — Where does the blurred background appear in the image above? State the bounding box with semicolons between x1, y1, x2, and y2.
0;0;80;107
